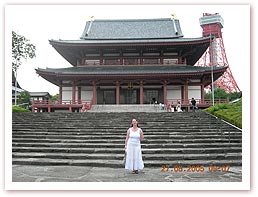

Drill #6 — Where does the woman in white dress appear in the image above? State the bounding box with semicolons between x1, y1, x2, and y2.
124;119;144;174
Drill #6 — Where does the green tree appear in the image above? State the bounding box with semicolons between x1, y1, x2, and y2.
49;94;59;103
205;88;242;102
228;91;242;101
205;88;229;100
17;91;31;109
12;31;36;105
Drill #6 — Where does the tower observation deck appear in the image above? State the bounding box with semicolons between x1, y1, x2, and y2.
197;13;240;93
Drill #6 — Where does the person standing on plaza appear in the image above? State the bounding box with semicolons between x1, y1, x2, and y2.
176;101;182;112
191;97;197;112
124;119;144;174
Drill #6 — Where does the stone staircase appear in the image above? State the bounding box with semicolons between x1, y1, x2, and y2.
12;111;242;168
90;104;164;112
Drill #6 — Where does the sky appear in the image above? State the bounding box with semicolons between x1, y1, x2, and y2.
6;4;250;96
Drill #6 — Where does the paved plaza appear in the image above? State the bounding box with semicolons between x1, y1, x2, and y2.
13;165;242;182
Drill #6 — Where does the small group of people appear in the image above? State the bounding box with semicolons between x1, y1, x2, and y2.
166;102;182;112
169;98;197;112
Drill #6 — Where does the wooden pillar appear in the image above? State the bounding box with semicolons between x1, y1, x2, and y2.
160;50;163;64
72;82;76;104
119;50;123;65
59;86;63;104
140;80;143;104
100;55;103;65
140;50;143;65
116;81;120;105
163;81;167;104
201;84;205;103
100;51;104;65
92;81;97;105
78;87;81;104
181;86;184;103
184;81;189;104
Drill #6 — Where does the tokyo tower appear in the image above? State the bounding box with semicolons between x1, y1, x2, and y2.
196;13;240;93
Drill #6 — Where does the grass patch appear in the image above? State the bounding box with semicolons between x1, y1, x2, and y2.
204;99;242;129
12;105;30;112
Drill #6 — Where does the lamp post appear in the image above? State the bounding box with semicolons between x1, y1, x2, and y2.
211;62;215;106
14;58;18;106
210;34;215;106
14;70;17;105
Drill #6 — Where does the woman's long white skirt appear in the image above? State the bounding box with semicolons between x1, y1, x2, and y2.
125;143;144;171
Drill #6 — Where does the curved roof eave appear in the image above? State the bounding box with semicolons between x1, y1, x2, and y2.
35;65;227;77
49;36;211;46
49;36;211;66
35;65;227;87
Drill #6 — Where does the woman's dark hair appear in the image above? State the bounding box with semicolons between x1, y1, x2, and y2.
131;119;139;127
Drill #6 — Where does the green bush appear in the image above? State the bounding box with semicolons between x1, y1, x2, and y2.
12;105;30;112
204;98;242;129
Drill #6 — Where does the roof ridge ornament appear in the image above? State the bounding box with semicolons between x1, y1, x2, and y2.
86;16;95;36
88;16;95;21
171;13;178;20
171;13;178;35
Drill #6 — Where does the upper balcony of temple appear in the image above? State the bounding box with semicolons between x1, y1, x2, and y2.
49;18;212;67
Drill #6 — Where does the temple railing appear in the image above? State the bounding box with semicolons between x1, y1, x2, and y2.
32;98;228;112
32;99;93;112
166;98;229;108
32;100;92;105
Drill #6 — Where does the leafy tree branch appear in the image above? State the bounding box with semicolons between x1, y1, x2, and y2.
12;31;36;72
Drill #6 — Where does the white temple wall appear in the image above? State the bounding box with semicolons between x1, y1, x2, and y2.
166;85;201;102
61;85;201;103
81;86;93;101
167;85;181;100
188;86;201;102
62;86;93;101
62;87;72;101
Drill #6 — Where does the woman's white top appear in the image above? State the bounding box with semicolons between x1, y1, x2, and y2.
128;128;141;145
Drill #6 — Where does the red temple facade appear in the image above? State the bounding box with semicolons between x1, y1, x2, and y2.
33;17;228;112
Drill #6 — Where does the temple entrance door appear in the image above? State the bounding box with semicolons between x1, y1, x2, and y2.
144;89;163;104
120;88;139;104
103;90;116;104
126;89;136;104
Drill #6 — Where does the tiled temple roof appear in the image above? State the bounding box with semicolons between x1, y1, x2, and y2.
80;18;184;40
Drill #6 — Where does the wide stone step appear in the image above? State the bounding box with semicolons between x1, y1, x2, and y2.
12;129;241;135
12;136;241;143
12;142;242;149
12;131;240;137
90;104;168;112
12;122;235;127
12;121;230;127
12;152;241;161
12;112;224;118
12;158;242;167
11;112;227;118
12;134;241;140
12;147;242;154
12;132;241;139
13;123;240;132
38;121;227;126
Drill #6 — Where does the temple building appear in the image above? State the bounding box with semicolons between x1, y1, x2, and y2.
34;16;227;112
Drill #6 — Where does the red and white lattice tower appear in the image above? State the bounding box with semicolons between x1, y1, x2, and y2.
196;13;240;93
